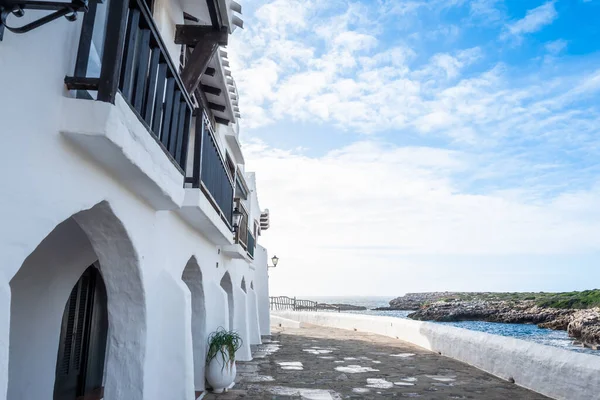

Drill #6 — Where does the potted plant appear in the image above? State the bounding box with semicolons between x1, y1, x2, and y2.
205;328;243;393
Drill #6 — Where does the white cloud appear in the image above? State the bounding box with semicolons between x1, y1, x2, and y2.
230;1;600;144
469;0;504;24
545;39;568;55
247;140;600;295
502;1;558;40
229;0;600;295
248;140;600;255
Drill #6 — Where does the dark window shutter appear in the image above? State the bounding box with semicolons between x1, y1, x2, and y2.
55;266;108;400
73;275;90;369
60;285;79;374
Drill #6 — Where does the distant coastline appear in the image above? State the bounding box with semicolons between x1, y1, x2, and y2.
375;291;600;350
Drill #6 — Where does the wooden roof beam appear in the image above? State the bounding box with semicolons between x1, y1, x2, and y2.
201;84;222;96
179;26;228;94
215;116;231;125
174;25;228;46
208;102;226;112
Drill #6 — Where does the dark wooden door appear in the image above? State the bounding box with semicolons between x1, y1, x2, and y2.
54;266;108;400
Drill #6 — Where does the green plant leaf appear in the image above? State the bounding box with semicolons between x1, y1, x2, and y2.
206;327;243;372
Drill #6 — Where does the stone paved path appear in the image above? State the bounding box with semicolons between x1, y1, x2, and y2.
204;323;550;399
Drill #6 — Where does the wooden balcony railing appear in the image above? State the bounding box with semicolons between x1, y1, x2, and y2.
247;231;255;259
65;0;193;172
188;113;234;229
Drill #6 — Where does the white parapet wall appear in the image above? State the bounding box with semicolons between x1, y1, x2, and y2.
273;311;600;400
271;315;301;329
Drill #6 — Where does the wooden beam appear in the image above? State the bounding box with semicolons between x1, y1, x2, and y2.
174;25;228;46
201;84;222;96
208;102;226;112
64;76;99;91
215;116;230;125
182;41;219;94
205;67;216;76
179;24;229;94
183;12;199;22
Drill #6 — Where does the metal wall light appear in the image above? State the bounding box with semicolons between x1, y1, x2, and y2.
268;255;279;268
0;0;88;41
232;207;242;232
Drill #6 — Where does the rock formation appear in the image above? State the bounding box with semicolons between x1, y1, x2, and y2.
382;293;600;350
318;303;367;311
408;300;574;325
567;308;600;350
384;292;460;310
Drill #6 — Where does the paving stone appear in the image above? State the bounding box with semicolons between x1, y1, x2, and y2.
203;323;550;399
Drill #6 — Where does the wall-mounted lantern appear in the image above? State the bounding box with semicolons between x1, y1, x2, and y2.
0;0;88;41
268;255;279;269
232;207;242;233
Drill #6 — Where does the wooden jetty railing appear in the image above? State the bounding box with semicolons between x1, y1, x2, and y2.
269;296;341;312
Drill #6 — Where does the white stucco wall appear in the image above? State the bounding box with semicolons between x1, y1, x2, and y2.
0;6;271;400
273;312;600;400
153;0;185;67
253;246;271;336
247;286;262;345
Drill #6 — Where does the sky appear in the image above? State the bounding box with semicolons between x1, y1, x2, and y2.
228;0;600;296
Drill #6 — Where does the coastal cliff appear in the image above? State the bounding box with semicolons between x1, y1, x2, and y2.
385;291;600;349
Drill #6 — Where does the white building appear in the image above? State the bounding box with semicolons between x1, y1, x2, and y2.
0;0;271;398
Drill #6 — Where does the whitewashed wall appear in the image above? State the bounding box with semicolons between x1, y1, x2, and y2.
273;312;600;400
254;246;271;336
0;7;269;400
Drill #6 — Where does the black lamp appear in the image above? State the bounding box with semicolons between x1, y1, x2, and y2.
232;207;242;233
269;255;279;268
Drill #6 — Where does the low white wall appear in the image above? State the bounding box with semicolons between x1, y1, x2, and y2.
274;311;600;400
270;315;301;329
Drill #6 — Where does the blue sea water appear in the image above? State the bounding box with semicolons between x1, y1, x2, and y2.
303;296;599;357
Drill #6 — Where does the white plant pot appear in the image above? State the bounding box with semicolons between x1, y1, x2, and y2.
206;349;237;393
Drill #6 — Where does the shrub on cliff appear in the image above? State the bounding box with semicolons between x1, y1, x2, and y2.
536;290;600;309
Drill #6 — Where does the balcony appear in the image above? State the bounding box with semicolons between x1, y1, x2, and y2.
61;0;193;210
178;113;235;245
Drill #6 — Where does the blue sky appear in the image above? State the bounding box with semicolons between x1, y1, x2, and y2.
229;0;600;296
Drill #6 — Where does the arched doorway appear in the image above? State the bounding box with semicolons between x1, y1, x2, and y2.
181;257;206;394
220;272;234;330
7;201;146;400
54;265;108;400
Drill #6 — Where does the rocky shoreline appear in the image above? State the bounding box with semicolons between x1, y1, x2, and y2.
382;293;600;350
318;303;367;311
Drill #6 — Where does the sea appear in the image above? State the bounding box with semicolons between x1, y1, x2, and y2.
303;296;599;357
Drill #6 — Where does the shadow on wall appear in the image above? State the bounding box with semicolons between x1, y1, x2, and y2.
8;201;147;400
